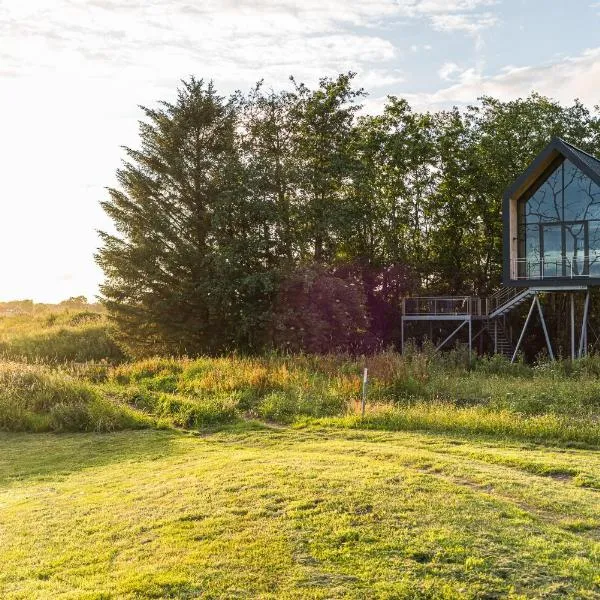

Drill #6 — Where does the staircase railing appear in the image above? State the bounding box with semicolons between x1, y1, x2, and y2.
403;290;527;318
487;286;525;315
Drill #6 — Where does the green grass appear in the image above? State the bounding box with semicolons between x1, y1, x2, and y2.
0;362;151;433
2;350;600;444
0;307;123;363
314;404;600;447
0;427;599;598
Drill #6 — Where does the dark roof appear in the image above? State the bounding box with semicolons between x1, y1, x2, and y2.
560;138;600;181
504;137;600;200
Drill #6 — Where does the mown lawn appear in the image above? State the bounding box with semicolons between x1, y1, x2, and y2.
0;426;599;599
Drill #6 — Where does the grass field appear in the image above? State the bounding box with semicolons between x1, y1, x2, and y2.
1;426;599;599
0;304;599;598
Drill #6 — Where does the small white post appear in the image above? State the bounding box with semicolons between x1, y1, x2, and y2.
570;293;576;360
361;368;368;417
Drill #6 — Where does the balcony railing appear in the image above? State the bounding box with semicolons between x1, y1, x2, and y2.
402;296;485;316
512;257;595;280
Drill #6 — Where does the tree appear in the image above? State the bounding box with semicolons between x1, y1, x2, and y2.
99;74;600;357
289;73;364;262
97;78;274;355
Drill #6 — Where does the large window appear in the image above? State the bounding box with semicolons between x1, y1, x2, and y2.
517;158;600;278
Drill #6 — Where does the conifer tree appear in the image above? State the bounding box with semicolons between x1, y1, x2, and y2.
97;78;273;354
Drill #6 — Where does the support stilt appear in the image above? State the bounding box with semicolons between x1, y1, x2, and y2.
468;317;472;363
471;326;487;344
436;320;468;351
511;295;537;363
536;295;555;361
579;290;590;358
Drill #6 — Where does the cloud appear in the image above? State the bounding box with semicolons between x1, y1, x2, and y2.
430;12;498;34
410;44;433;53
405;48;600;109
0;0;504;301
438;62;462;81
0;0;501;99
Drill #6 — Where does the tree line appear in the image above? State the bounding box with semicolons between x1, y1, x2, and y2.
97;74;600;356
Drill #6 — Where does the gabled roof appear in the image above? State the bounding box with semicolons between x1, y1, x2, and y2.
504;137;600;201
560;138;600;181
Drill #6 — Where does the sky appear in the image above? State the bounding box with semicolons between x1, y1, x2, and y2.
1;0;599;303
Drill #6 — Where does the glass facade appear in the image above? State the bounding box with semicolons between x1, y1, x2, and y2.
517;158;600;279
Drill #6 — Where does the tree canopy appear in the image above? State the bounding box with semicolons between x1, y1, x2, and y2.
97;75;600;356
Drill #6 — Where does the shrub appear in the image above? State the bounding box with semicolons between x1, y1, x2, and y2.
270;266;371;354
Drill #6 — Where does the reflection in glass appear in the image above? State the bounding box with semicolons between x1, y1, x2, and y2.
517;157;600;279
542;224;562;277
589;222;600;276
563;159;600;221
564;222;587;276
525;162;562;223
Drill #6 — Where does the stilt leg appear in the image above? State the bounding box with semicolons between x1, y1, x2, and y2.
511;296;537;363
468;317;472;363
579;290;590;358
536;295;555;361
436;320;468;351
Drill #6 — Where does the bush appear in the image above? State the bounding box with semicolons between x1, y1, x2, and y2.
270;266;371;354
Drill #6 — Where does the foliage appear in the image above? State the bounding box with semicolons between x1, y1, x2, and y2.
270;265;372;353
98;76;600;355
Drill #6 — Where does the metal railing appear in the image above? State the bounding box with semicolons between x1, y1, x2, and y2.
402;296;485;316
512;257;592;280
487;286;524;315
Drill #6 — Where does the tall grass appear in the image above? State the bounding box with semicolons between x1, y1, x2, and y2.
0;304;599;443
104;350;600;443
0;362;150;432
0;308;124;363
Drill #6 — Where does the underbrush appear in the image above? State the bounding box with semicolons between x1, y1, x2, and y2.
1;346;600;443
0;362;150;433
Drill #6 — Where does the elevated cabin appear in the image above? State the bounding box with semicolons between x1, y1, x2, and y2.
402;138;600;360
504;138;600;286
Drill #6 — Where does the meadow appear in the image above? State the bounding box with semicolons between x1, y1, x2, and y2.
0;304;599;598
